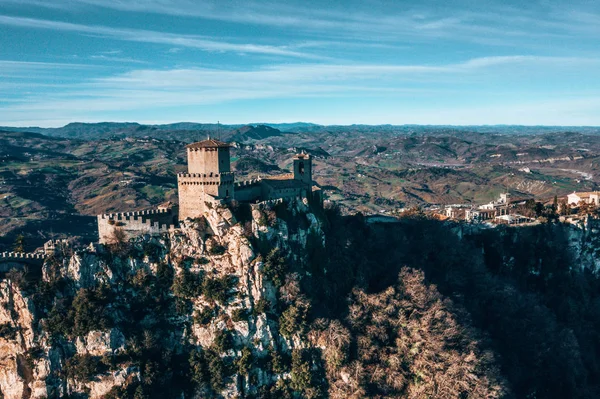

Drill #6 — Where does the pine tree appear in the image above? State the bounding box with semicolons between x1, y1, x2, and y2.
13;234;25;253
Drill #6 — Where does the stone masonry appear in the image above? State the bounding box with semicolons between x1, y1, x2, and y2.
96;138;318;242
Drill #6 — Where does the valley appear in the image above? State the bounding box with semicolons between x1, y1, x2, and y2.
1;123;600;251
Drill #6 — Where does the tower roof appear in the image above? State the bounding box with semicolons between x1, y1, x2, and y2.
186;139;231;149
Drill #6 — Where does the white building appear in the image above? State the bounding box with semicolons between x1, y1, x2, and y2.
567;192;600;206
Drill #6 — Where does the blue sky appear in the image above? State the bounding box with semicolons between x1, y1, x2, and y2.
0;0;599;127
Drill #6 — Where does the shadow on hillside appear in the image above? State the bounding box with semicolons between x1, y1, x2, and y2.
301;210;599;399
0;215;97;252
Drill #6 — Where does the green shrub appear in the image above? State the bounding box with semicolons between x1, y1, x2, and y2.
209;244;226;256
231;308;248;323
0;323;18;340
262;248;288;288
64;354;106;382
290;350;312;393
142;242;162;263
207;352;225;392
195;257;210;265
45;297;74;338
201;276;236;305
252;298;270;316
278;305;307;338
155;262;174;289
267;347;290;374
235;347;254;376
189;348;209;388
71;286;113;337
212;330;233;353
289;349;326;398
175;298;192;315
172;268;202;299
194;307;215;326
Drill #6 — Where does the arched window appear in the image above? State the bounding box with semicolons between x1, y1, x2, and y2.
298;161;305;175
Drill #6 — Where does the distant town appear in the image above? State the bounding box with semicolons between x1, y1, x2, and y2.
388;190;600;229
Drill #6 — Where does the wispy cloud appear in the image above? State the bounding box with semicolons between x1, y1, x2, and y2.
89;54;148;64
0;60;97;69
2;0;600;126
99;50;122;55
2;55;598;122
0;60;103;78
6;0;599;45
0;15;323;59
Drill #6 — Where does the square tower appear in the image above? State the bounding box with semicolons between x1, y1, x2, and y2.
178;139;235;221
186;139;231;174
293;152;312;187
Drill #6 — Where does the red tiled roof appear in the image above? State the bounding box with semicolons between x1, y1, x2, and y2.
186;139;230;149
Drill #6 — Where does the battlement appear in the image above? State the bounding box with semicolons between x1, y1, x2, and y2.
97;206;178;244
252;198;285;208
178;172;235;179
234;178;262;188
100;215;176;225
99;207;174;220
44;239;69;246
178;172;235;188
43;239;69;255
0;252;46;260
0;251;46;273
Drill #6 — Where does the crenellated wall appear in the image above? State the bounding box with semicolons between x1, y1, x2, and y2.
0;252;46;273
97;208;177;244
234;178;263;202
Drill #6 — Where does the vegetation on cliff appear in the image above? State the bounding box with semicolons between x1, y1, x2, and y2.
2;201;600;398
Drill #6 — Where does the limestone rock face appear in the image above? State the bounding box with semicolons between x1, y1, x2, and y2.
0;198;324;398
0;280;39;399
75;329;126;356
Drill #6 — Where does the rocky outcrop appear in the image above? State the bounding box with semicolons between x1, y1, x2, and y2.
0;198;324;398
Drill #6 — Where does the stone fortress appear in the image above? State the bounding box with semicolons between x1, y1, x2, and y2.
97;139;319;243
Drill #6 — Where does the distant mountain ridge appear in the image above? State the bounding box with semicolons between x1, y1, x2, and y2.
2;122;600;141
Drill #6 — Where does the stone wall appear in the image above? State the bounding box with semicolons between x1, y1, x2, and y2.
178;172;235;220
187;147;231;174
0;252;45;273
264;186;306;201
97;208;177;244
234;179;263;202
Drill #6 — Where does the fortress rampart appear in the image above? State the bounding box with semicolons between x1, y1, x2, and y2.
97;208;177;244
234;178;262;188
251;198;285;209
0;252;46;273
234;178;263;202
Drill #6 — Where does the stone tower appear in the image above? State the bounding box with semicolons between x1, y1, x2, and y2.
293;152;312;187
177;139;234;221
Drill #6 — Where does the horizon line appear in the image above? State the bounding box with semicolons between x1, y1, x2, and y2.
2;121;600;130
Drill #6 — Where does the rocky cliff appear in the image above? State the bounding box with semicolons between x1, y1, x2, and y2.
0;198;327;398
0;199;512;399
